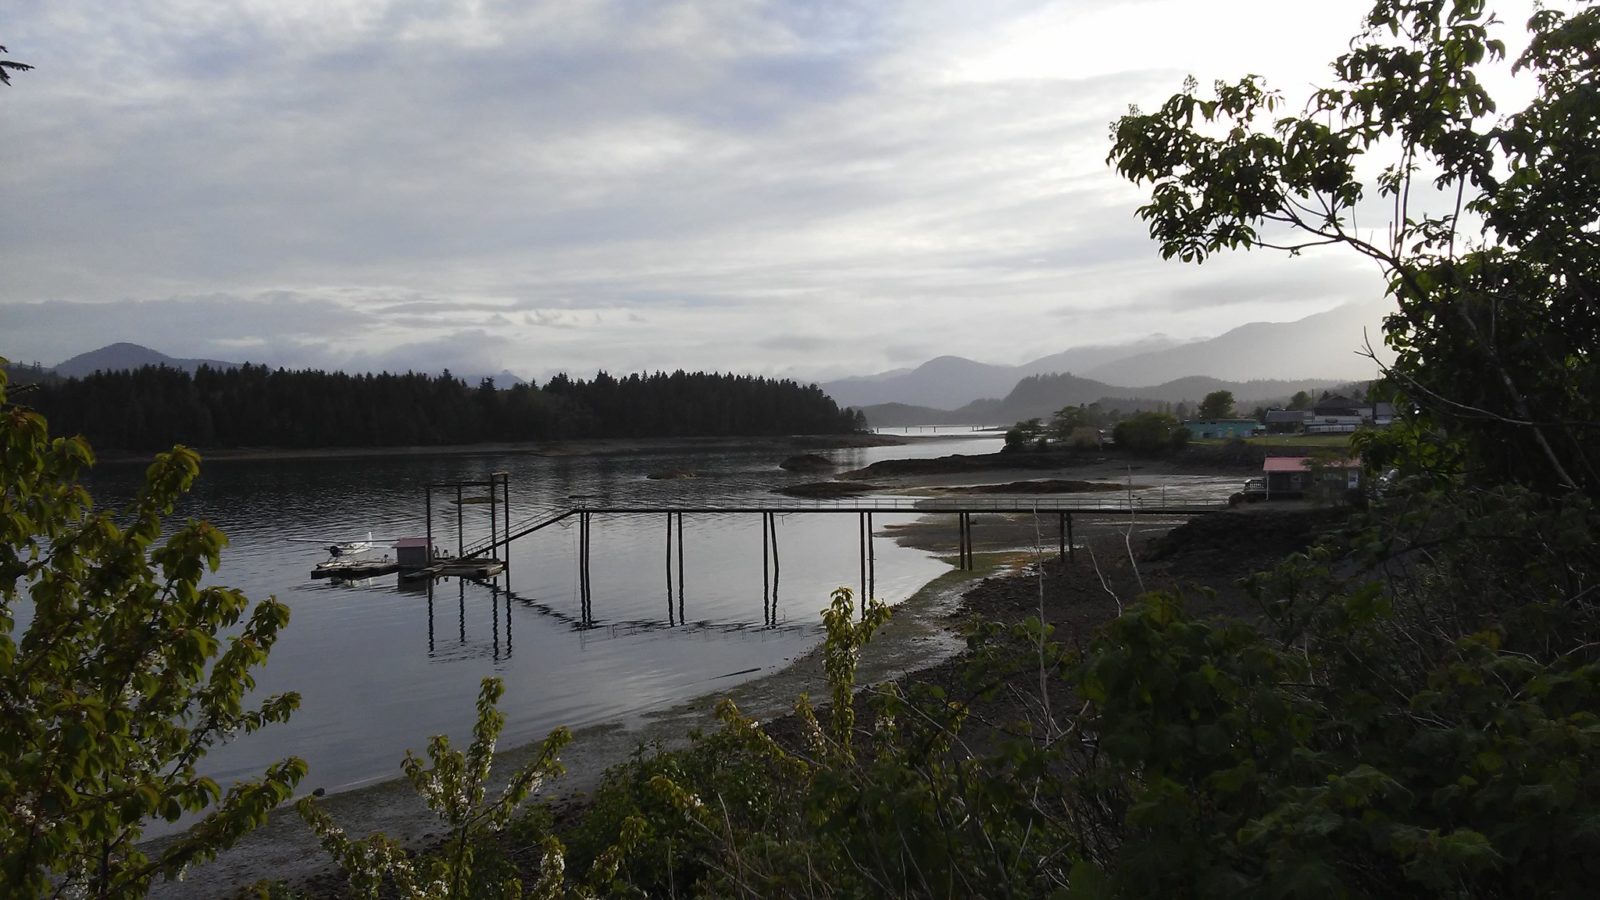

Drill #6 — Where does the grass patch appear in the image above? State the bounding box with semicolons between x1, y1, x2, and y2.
1192;433;1356;449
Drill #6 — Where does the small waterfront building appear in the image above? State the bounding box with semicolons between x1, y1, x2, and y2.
1183;418;1262;439
1262;456;1363;499
394;537;433;569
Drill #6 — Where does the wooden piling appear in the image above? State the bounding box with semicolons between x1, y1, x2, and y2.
501;473;511;575
489;477;498;571
768;512;779;606
859;512;868;605
867;511;875;599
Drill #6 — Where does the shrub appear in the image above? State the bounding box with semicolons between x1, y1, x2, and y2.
0;365;304;897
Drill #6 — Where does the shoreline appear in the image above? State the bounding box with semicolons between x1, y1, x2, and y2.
147;445;1221;896
94;432;911;465
151;543;1010;897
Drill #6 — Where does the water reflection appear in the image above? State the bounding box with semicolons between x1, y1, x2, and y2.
408;559;807;659
71;435;1000;819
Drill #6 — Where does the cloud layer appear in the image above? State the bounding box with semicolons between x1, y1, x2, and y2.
3;0;1505;381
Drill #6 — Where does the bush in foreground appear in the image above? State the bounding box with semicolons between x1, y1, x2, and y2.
0;366;304;897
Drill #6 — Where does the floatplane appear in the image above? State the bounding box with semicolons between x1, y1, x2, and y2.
289;531;387;559
290;532;402;579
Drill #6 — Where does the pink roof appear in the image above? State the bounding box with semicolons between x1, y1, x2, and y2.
1263;456;1361;472
1263;457;1312;472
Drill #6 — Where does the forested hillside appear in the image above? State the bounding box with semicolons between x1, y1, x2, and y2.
23;364;864;451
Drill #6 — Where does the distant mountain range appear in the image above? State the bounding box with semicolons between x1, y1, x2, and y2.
861;373;1347;428
821;336;1182;409
820;301;1392;424
1081;302;1390;386
823;301;1390;411
36;343;528;387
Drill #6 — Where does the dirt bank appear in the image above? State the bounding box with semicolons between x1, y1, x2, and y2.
938;479;1124;494
774;481;886;499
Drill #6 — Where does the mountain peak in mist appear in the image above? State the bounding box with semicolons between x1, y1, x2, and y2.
53;343;241;377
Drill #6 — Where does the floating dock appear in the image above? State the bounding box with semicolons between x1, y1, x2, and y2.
398;558;507;582
311;557;401;580
310;556;505;582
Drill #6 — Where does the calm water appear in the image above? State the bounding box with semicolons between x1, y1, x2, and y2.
71;434;1002;803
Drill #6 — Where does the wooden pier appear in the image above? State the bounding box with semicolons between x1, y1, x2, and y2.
446;494;1227;615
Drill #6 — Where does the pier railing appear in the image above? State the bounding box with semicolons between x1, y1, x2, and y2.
460;494;1227;559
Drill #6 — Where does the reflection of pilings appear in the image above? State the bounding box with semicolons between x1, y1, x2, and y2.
1067;512;1075;564
426;578;435;654
762;511;770;626
676;512;685;622
458;578;466;643
665;513;675;626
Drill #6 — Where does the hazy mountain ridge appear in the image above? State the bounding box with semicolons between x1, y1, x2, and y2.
1082;301;1392;385
861;373;1345;427
824;301;1392;413
820;356;1024;409
1014;335;1183;379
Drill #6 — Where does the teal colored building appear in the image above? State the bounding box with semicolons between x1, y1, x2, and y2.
1183;418;1261;439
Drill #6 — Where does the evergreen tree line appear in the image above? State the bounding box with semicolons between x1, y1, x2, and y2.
24;364;866;451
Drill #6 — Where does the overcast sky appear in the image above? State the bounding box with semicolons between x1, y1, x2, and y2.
0;0;1540;381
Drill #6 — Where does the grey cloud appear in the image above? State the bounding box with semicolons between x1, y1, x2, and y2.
758;334;833;352
521;310;580;329
338;329;517;377
1;0;1404;382
3;295;372;366
882;343;933;363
